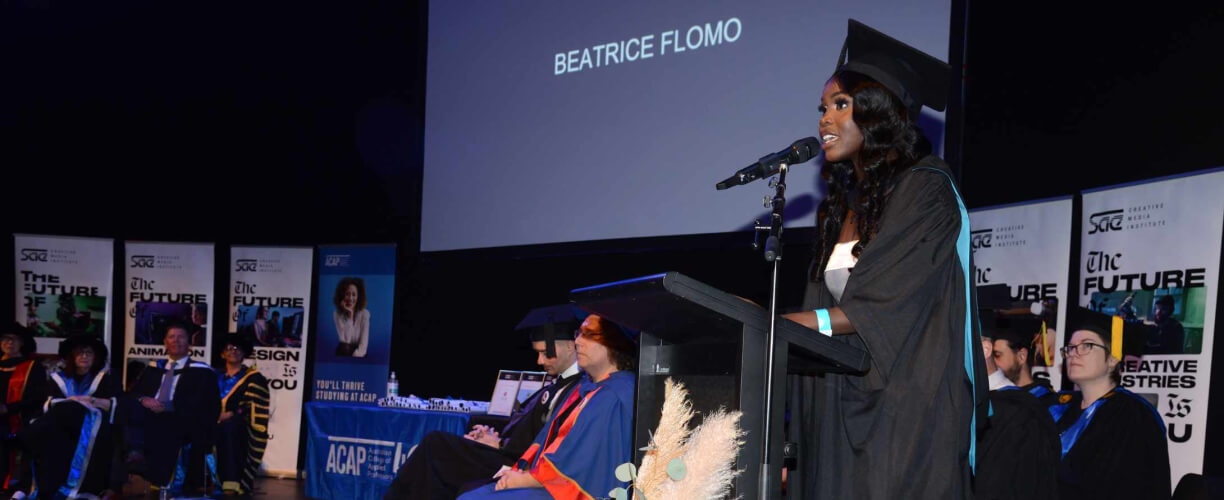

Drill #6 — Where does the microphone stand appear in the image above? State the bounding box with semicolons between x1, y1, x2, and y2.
751;164;787;500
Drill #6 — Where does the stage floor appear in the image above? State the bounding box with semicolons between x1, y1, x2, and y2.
117;475;308;499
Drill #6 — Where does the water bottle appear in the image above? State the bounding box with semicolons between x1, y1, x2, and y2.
388;371;399;398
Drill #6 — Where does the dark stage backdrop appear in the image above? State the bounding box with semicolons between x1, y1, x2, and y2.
4;0;1224;480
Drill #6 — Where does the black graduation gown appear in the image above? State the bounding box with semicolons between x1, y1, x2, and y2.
785;156;988;500
0;356;47;493
496;372;580;460
21;369;120;498
975;385;1061;500
122;358;221;489
1055;389;1170;500
1019;380;1063;408
215;366;270;495
383;372;581;500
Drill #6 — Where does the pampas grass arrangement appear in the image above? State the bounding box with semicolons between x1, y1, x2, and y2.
657;409;744;500
609;378;745;500
636;378;694;493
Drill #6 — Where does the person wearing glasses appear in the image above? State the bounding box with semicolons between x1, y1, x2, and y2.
458;314;637;500
215;335;271;497
0;323;47;498
21;334;119;499
1052;308;1170;500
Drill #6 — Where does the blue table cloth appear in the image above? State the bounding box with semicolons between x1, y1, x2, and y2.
305;402;471;500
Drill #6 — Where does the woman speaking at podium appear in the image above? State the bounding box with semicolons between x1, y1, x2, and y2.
780;20;987;500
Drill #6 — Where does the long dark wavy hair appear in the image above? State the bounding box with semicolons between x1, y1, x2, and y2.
811;71;933;282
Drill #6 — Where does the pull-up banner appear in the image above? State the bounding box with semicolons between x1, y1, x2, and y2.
1080;167;1224;488
227;246;313;476
123;241;215;384
311;245;396;405
13;234;114;355
970;197;1073;389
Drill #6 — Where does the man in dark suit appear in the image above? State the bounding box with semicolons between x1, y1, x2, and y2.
124;321;221;495
384;305;584;500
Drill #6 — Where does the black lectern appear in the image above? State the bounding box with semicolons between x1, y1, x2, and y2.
571;272;869;499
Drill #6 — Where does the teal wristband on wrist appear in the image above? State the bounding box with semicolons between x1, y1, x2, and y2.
815;308;832;336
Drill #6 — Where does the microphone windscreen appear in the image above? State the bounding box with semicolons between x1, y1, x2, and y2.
790;137;822;163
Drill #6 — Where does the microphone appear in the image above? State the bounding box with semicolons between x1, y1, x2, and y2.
716;137;821;190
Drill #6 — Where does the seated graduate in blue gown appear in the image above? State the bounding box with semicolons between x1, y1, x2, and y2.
458;314;636;500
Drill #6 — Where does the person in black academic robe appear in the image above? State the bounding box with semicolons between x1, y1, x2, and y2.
385;372;581;500
384;304;584;500
974;327;1062;500
1051;311;1170;500
122;323;221;494
780;21;988;500
21;334;121;499
1053;388;1170;500
976;388;1062;500
0;322;48;497
215;335;271;497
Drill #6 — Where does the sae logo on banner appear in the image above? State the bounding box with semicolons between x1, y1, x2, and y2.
1088;209;1125;234
130;255;156;269
970;229;992;251
18;248;49;262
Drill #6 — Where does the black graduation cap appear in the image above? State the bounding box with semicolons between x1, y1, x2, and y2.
58;334;108;372
1067;307;1149;360
515;304;581;358
836;19;952;115
978;284;1058;365
992;316;1049;365
221;334;256;357
976;284;1012;340
4;322;37;358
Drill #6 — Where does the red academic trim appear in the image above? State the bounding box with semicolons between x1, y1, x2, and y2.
529;386;604;500
2;360;33;488
536;456;593;500
517;443;541;468
514;386;583;471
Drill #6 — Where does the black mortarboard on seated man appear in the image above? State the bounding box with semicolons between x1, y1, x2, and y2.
836;19;952;116
1067;306;1150;360
515;304;582;358
976;284;1012;341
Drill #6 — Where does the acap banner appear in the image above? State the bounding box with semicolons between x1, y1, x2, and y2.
123;241;215;383
311;245;396;405
970;197;1073;389
227;246;313;476
14;234;114;355
1080;167;1224;488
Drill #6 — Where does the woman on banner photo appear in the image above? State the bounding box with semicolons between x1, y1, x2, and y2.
333;277;370;357
779;19;988;500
